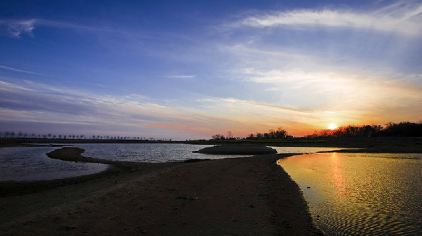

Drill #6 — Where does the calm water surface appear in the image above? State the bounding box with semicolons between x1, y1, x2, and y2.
0;147;108;181
75;144;343;162
73;143;248;162
278;153;422;235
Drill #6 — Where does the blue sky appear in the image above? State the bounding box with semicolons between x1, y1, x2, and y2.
1;0;422;139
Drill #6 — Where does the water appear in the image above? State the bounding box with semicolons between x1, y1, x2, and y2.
73;143;251;162
0;147;108;182
277;152;422;235
75;144;343;162
0;144;347;182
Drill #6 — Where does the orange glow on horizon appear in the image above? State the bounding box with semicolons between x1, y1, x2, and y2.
328;123;338;130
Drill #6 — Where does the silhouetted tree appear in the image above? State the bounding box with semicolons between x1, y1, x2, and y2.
211;134;225;140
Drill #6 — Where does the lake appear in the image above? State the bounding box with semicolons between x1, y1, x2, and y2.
277;152;422;235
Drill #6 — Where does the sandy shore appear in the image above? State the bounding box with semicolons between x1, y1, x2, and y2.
0;147;319;235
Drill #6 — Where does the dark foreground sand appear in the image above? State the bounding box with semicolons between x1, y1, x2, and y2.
0;147;319;235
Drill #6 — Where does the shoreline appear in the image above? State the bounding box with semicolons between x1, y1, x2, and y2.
3;138;422;154
0;147;320;235
0;147;192;197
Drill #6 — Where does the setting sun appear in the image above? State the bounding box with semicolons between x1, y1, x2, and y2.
328;123;338;130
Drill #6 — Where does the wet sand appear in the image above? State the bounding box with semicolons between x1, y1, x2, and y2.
0;147;319;235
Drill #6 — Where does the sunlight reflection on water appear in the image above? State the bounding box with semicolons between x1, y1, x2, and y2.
277;152;422;235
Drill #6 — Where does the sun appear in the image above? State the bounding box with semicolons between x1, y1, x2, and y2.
328;123;338;130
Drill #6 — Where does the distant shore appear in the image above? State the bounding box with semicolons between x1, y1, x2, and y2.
2;136;422;150
0;147;319;235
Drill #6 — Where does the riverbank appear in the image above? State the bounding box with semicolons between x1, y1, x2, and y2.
0;147;319;235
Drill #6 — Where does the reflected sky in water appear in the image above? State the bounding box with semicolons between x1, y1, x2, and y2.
76;144;344;162
0;147;108;182
278;152;422;235
73;143;250;162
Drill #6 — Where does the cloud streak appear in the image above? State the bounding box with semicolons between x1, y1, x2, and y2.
0;18;123;38
0;19;35;38
239;67;422;109
236;2;422;37
166;74;196;80
0;64;42;76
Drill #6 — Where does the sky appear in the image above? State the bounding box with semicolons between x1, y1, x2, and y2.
0;0;422;139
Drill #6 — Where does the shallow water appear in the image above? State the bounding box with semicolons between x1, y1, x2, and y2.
0;147;108;182
277;152;422;235
0;143;251;181
75;144;342;162
73;143;251;162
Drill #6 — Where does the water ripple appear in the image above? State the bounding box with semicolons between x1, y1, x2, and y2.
278;153;422;235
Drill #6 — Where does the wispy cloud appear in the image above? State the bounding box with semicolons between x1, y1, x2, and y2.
0;64;42;76
166;74;196;80
235;1;422;37
0;18;122;38
238;67;422;114
0;19;35;38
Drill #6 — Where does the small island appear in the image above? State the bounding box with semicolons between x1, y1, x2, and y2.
194;144;277;155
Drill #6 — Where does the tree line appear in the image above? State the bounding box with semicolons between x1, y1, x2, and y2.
308;122;422;138
211;122;422;140
0;132;172;141
211;127;291;140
